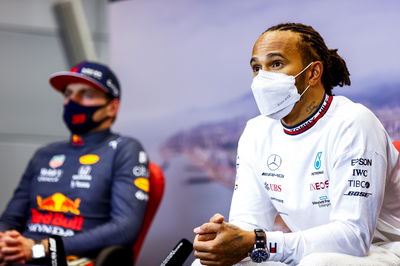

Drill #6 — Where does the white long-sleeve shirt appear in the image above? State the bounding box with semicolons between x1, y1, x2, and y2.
229;95;399;265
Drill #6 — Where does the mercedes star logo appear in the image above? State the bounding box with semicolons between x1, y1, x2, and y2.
267;154;282;171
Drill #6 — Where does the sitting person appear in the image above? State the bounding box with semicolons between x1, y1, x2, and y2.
192;23;400;265
0;61;150;264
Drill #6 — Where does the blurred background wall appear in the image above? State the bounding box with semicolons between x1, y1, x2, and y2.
0;0;108;212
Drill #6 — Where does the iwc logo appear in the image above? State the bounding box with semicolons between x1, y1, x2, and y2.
267;154;282;171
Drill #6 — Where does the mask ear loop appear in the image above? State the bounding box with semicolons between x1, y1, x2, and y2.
295;62;314;98
300;84;311;97
294;61;314;78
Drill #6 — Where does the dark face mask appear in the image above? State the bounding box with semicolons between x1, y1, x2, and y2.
63;100;110;135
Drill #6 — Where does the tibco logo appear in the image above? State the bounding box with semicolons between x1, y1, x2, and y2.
348;180;370;188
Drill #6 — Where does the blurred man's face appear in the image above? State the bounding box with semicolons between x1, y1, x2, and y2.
63;83;109;107
63;82;119;127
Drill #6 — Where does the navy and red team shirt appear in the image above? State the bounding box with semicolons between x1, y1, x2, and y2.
0;129;150;257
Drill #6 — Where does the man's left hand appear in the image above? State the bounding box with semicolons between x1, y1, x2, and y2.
193;213;254;266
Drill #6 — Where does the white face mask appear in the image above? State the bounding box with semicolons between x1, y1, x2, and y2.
251;62;313;120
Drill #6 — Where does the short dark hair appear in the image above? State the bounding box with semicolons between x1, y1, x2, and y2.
264;23;351;95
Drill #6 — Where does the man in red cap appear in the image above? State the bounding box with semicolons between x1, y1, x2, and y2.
0;61;149;265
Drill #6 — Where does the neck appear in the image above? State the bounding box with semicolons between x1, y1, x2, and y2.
89;121;112;133
282;85;325;127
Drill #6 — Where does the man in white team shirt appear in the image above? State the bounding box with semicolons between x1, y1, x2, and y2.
192;23;400;266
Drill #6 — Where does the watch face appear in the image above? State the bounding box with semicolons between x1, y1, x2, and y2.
250;248;269;263
32;244;46;259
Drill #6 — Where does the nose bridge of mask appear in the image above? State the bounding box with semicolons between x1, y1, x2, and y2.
257;69;295;81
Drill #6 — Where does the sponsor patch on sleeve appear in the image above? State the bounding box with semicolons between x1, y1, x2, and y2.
134;177;150;192
138;151;147;164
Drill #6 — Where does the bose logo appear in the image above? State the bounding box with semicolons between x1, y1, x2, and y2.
344;191;372;198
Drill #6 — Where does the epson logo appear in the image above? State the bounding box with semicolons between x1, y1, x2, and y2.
344;191;372;198
351;158;372;166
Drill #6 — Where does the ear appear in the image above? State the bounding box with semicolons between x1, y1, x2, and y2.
307;61;323;86
106;99;120;118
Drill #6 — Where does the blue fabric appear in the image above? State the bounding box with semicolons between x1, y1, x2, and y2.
0;129;149;257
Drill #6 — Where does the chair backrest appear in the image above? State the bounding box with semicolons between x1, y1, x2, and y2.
133;161;165;263
393;141;400;152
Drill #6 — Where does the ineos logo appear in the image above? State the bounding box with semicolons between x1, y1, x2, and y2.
267;154;282;171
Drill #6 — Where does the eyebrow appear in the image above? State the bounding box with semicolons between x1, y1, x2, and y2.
250;52;287;65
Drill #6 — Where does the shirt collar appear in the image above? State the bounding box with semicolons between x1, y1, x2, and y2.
70;129;112;146
282;94;333;135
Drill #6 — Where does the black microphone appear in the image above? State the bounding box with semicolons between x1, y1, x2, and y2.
48;235;67;266
160;238;193;266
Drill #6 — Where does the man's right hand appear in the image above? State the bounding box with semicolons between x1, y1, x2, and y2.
193;213;254;266
0;230;33;265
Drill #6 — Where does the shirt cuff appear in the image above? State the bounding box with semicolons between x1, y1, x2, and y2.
267;231;284;262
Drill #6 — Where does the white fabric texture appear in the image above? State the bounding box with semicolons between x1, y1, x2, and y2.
229;95;400;265
193;242;400;266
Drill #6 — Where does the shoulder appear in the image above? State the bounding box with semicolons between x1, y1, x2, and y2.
330;96;383;131
34;140;69;156
238;115;277;155
109;134;149;169
241;115;280;142
109;133;148;161
328;96;390;155
110;133;145;151
245;115;276;133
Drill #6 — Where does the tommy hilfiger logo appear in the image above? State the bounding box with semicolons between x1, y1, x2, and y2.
269;242;277;253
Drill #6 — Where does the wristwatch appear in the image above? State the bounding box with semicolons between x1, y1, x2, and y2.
249;229;269;263
32;240;46;259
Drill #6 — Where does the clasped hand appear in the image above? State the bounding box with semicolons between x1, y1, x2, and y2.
193;213;253;266
0;230;34;265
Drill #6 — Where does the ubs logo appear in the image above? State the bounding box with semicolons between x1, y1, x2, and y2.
267;154;282;171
